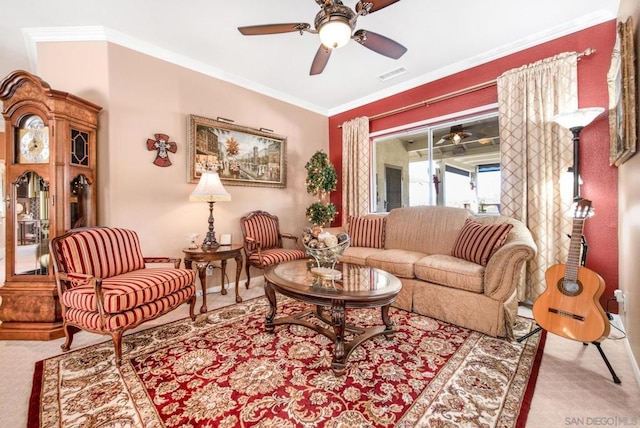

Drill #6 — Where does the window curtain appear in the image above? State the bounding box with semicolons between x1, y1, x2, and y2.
341;116;370;221
497;52;578;303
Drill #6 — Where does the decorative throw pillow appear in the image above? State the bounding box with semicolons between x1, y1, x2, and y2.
451;219;513;266
348;216;386;248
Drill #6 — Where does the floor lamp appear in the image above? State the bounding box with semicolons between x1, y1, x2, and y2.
552;107;605;201
190;171;231;250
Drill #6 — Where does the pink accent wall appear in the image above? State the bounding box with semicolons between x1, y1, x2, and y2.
35;41;327;285
329;21;619;303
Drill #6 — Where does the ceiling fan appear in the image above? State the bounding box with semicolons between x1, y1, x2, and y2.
238;0;407;75
435;125;473;146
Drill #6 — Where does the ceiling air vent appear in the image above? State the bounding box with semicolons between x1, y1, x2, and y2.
378;67;406;82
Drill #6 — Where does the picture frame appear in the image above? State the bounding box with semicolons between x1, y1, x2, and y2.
187;114;287;188
608;17;637;167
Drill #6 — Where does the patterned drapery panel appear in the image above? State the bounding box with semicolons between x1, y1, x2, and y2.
342;117;370;221
497;52;578;303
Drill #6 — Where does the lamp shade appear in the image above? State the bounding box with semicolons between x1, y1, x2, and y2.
189;171;231;202
552;107;604;130
319;18;352;49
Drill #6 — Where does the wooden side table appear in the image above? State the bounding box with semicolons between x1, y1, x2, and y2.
183;244;244;313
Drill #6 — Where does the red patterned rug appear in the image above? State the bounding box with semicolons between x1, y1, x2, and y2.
29;296;545;427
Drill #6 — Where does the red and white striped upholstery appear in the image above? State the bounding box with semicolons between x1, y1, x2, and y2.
60;267;195;313
63;287;195;331
50;227;196;366
242;213;281;249
58;228;145;279
248;248;307;268
451;219;513;266
240;211;307;287
348;216;386;249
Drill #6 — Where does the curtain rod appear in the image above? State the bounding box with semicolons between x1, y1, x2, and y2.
339;48;596;126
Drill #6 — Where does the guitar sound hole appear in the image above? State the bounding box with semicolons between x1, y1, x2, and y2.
558;279;583;297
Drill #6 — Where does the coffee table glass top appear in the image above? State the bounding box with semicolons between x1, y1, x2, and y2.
270;260;401;298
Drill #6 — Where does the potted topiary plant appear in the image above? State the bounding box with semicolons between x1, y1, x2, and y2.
305;150;337;227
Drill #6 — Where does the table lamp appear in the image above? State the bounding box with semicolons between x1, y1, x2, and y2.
190;171;231;250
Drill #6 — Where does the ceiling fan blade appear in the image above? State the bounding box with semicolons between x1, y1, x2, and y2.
238;23;310;36
478;136;499;144
354;29;407;59
310;45;332;75
356;0;401;14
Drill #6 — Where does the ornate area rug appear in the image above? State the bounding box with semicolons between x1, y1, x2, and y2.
29;297;545;427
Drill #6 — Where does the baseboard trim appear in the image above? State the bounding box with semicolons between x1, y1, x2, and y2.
611;314;640;389
625;340;640;388
195;276;264;297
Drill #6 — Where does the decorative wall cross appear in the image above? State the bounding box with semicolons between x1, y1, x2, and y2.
147;133;177;167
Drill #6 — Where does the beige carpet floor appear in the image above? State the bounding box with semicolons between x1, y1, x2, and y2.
1;281;639;427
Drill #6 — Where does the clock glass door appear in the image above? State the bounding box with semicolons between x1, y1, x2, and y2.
70;175;90;228
14;172;49;275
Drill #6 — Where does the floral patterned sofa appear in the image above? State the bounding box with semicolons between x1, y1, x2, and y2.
330;206;537;339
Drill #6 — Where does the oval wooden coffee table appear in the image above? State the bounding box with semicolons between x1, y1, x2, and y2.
264;260;402;375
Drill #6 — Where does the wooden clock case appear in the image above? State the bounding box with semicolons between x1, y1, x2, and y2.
0;70;102;340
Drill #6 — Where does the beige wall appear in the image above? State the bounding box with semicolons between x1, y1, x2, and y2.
35;41;326;288
618;0;640;378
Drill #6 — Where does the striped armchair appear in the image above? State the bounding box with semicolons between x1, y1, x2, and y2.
240;211;307;287
50;227;196;366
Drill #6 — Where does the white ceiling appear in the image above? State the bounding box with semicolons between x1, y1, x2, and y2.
0;0;619;116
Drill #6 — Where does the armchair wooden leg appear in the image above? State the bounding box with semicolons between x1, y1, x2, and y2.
244;263;252;289
188;295;196;320
60;322;74;352
112;331;123;367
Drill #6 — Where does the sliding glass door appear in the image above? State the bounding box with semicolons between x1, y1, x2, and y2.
373;111;501;214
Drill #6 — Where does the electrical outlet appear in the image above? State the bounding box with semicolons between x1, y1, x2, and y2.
614;289;624;302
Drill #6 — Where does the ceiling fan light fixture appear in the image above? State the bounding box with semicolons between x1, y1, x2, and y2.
319;18;352;49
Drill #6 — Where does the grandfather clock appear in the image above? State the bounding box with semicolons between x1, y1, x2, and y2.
0;70;101;340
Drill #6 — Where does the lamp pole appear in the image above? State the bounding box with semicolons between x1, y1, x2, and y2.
570;126;583;201
201;201;219;250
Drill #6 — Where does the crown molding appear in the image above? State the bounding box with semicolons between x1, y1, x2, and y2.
328;10;616;116
21;8;616;119
22;26;329;116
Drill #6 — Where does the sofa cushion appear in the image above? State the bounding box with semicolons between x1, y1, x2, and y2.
61;267;195;314
451;219;513;266
348;216;386;248
248;248;307;268
340;247;387;266
366;249;426;278
58;228;146;278
384;206;471;254
414;254;485;293
64;286;195;331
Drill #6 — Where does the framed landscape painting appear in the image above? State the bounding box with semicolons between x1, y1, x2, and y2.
608;17;637;167
187;115;287;188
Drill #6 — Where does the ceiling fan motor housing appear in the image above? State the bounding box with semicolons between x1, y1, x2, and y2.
314;2;356;33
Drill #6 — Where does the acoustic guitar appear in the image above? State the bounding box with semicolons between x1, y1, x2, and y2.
532;199;610;343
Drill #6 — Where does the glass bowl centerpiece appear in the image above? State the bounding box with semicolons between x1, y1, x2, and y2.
303;228;350;277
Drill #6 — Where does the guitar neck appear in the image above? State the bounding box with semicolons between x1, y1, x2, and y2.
565;218;585;282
